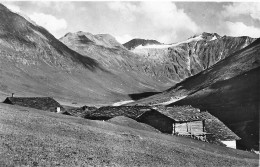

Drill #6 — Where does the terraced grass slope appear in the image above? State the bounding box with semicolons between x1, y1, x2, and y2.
0;103;258;166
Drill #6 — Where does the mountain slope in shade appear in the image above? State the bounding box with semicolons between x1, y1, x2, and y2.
173;67;260;150
123;38;162;50
0;4;165;106
129;38;260;150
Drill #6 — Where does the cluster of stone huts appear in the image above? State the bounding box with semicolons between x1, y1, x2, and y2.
2;96;240;149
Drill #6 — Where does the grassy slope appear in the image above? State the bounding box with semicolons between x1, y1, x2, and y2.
0;103;258;167
107;116;160;133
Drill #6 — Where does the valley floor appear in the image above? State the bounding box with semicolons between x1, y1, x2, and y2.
0;103;258;167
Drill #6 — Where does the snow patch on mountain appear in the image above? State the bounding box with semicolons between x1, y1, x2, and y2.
135;44;173;49
157;96;187;105
210;36;218;41
112;100;135;106
134;35;204;49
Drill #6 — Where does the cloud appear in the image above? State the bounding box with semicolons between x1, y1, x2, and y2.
30;1;75;12
29;13;68;37
108;2;199;43
222;2;260;21
108;2;138;22
4;4;21;13
140;2;198;31
225;21;260;38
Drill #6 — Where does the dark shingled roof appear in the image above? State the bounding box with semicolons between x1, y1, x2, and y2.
84;104;240;141
154;105;203;122
154;105;240;141
84;106;152;120
66;106;98;118
3;97;64;112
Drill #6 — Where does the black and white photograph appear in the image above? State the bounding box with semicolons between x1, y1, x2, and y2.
0;0;259;166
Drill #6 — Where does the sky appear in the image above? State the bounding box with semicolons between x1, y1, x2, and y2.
2;1;260;44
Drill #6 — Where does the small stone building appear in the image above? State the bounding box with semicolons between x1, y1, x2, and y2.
155;106;241;148
84;106;175;133
84;105;240;149
3;97;65;113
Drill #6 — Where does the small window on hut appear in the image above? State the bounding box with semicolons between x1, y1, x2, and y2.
56;107;61;113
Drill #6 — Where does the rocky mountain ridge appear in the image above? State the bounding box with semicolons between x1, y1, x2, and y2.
127;32;255;82
123;38;162;50
61;31;255;87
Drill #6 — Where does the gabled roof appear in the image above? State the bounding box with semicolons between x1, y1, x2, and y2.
154;105;240;141
3;97;64;112
203;114;241;141
66;105;98;118
154;105;203;122
84;106;153;119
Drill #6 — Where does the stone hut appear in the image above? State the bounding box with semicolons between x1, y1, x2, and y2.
3;97;65;113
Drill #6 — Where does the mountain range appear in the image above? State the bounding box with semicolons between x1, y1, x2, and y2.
0;4;167;106
0;3;259;151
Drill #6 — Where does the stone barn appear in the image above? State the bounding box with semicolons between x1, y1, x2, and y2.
3;97;65;113
84;105;240;148
84;106;175;133
155;105;240;148
136;109;175;133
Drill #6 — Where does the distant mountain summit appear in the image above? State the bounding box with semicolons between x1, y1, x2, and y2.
123;38;162;50
188;32;221;41
60;31;125;49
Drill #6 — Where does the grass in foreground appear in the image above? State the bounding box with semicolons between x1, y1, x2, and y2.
0;103;258;167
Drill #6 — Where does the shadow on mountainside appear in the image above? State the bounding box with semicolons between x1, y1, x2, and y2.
128;92;160;100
